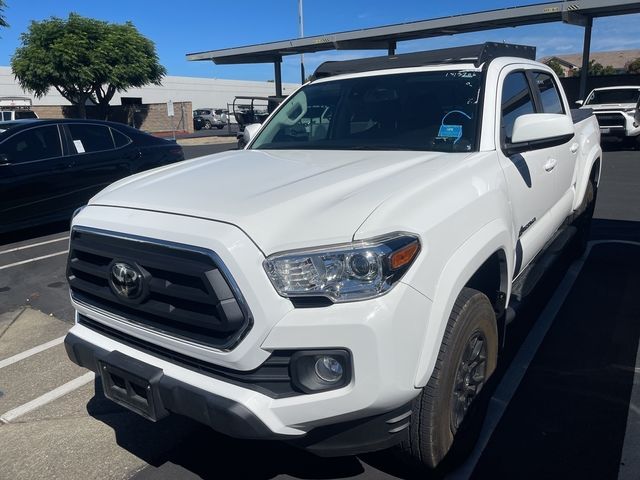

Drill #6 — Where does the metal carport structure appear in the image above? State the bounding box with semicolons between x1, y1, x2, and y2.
186;0;640;100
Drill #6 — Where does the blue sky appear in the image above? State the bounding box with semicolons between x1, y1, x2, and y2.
1;0;639;83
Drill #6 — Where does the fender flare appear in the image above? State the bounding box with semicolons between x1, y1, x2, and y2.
574;144;602;212
414;218;513;388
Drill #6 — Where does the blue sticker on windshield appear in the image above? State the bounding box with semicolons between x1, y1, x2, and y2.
438;124;462;139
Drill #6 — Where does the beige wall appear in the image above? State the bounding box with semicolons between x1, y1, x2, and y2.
32;101;194;134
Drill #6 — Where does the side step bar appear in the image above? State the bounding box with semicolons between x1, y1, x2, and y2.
506;225;577;325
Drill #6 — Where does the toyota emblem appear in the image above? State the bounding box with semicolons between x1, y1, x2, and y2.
109;262;143;299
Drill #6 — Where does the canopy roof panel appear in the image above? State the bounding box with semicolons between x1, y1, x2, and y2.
186;0;640;64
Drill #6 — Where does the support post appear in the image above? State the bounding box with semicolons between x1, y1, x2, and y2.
388;41;396;56
579;17;593;101
274;57;283;97
299;0;305;84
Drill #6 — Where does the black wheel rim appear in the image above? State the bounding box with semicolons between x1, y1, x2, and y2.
451;331;488;432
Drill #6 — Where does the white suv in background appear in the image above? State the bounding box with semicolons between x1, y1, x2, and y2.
580;86;640;148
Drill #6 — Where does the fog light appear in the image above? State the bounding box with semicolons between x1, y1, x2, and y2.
290;349;351;393
314;356;344;383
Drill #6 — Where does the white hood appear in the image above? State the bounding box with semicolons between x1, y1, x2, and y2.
91;149;467;254
584;103;637;110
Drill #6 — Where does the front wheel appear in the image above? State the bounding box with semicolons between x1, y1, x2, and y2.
399;288;498;469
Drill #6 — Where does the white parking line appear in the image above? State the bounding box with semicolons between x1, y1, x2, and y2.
449;240;635;479
0;336;66;370
0;250;67;270
0;372;95;424
0;236;69;255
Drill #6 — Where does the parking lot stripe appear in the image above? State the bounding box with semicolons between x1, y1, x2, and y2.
0;236;69;256
0;336;66;370
0;250;67;270
0;371;95;424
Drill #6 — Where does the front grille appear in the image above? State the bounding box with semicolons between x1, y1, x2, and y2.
67;227;252;350
594;113;625;128
78;314;301;398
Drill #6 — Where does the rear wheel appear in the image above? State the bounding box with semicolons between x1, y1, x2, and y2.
216;124;224;129
399;288;498;469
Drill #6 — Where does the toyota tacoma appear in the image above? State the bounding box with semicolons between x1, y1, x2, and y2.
65;43;602;468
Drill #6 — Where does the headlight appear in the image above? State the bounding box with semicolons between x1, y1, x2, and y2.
263;233;420;303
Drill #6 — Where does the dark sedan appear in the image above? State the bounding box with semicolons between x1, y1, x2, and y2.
0;119;184;233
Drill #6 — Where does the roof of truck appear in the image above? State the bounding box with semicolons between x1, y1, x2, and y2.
312;42;536;80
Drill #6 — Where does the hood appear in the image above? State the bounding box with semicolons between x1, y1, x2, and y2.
91;149;468;254
583;103;637;111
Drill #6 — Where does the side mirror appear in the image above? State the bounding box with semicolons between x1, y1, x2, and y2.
242;123;261;147
575;100;584;107
507;114;574;154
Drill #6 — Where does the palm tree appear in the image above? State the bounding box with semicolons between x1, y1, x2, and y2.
0;1;8;28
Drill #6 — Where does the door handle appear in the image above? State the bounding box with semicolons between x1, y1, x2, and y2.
544;158;557;172
570;143;579;154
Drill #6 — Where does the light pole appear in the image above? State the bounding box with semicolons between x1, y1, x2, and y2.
298;0;305;84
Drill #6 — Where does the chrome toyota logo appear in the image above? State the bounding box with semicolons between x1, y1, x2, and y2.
109;262;143;299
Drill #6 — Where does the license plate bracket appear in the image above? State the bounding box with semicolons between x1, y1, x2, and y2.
98;351;168;422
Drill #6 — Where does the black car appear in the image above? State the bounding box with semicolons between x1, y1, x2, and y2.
0;119;184;233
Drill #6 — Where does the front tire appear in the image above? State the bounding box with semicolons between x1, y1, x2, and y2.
399;288;498;469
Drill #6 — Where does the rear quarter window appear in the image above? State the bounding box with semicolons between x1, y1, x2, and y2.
111;128;132;148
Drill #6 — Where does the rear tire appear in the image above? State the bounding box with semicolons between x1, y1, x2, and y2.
399;288;498;469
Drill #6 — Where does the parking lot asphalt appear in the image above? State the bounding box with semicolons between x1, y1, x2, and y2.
0;144;638;479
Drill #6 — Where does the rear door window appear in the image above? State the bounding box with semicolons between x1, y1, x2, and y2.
67;124;115;154
501;72;536;143
0;125;62;163
533;72;564;114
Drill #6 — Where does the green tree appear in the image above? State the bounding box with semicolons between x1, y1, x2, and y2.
626;58;640;74
0;0;8;29
544;58;565;77
11;13;165;119
575;59;618;77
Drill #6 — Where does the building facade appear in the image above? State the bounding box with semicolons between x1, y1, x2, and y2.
0;66;299;110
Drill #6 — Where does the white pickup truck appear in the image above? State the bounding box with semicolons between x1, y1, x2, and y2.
579;86;640;148
65;43;602;469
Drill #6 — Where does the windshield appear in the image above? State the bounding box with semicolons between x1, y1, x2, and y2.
15;111;37;119
251;70;482;152
586;89;640;105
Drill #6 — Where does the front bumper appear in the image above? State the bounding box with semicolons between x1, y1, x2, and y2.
594;110;640;137
67;206;432;454
65;331;415;456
